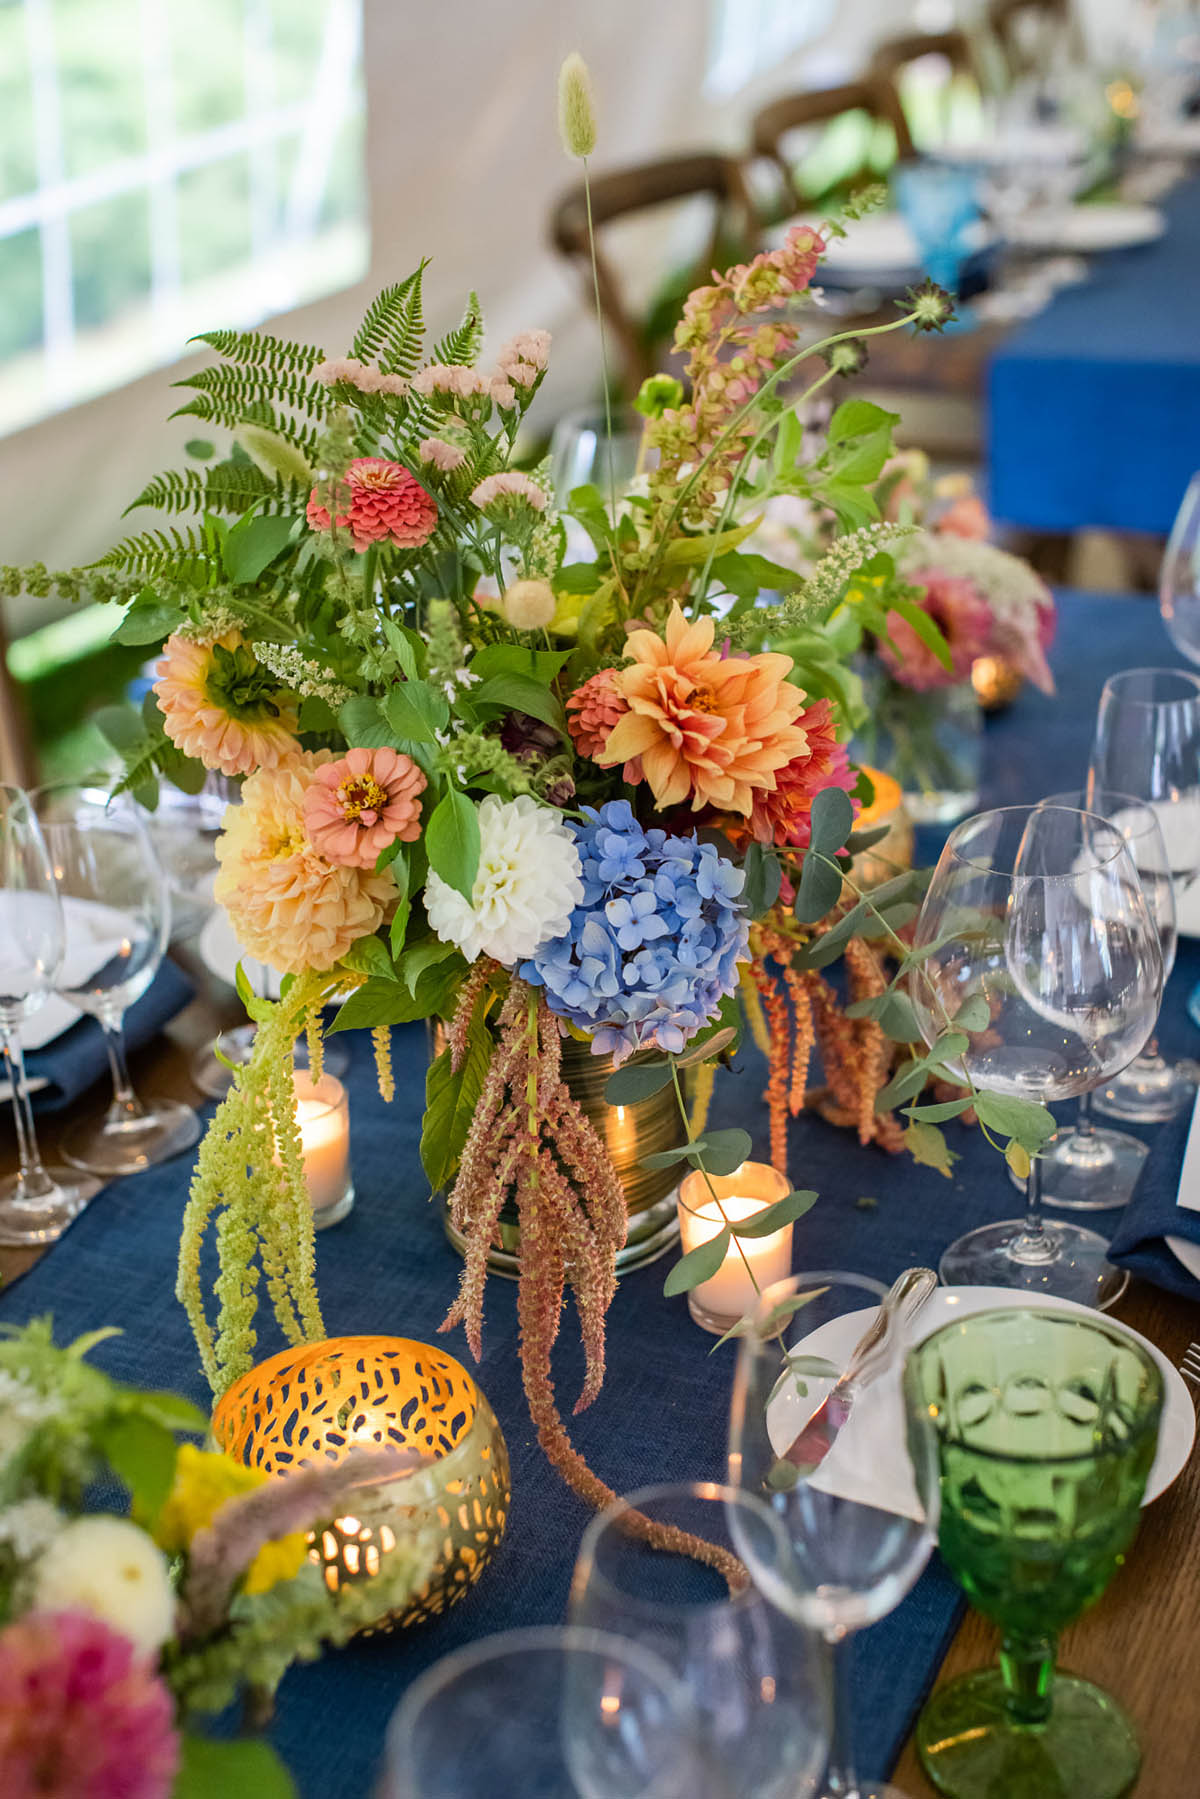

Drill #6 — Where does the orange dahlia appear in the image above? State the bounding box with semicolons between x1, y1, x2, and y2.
153;632;297;778
213;753;395;974
307;457;437;553
597;605;809;814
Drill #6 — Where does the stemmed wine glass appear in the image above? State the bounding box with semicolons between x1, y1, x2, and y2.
570;1482;830;1799
1088;667;1200;1118
1030;789;1176;1209
0;787;100;1243
909;805;1163;1308
37;786;200;1176
729;1272;941;1799
382;1625;702;1798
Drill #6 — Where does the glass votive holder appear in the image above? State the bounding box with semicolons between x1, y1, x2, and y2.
677;1161;793;1335
293;1070;354;1228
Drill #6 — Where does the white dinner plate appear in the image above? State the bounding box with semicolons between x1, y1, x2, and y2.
197;909;284;1001
1137;119;1200;159
1167;1236;1200;1284
1006;203;1166;253
767;1286;1194;1522
934;126;1085;167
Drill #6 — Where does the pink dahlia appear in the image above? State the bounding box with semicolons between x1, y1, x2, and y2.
307;458;437;553
935;493;990;540
878;568;993;692
302;745;426;868
730;698;857;851
0;1610;179;1799
566;668;631;762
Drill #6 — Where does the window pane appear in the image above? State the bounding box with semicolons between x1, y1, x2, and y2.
70;191;151;330
54;0;147;180
0;12;37;202
0;230;43;361
170;0;247;135
178;153;252;286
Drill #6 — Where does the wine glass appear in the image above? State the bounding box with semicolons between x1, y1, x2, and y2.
909;805;1163;1308
381;1625;701;1798
550;407;652;532
37;786;200;1176
728;1272;941;1799
1160;470;1200;668
905;1308;1163;1799
1088;667;1200;1119
0;787;100;1243
570;1481;830;1799
1030;789;1176;1209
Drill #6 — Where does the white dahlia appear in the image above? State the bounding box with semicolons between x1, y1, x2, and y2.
31;1516;176;1658
425;793;583;966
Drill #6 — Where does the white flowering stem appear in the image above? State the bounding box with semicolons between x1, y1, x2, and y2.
581;159;618;524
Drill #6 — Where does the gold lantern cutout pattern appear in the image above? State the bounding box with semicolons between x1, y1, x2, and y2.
211;1335;511;1631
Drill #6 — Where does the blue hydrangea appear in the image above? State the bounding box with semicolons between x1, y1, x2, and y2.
521;799;749;1063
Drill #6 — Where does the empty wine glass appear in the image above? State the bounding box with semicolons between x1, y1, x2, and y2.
1088;667;1200;1119
728;1272;941;1799
550;407;653;529
905;1308;1163;1799
909;805;1163;1307
37;786;200;1176
1030;789;1176;1209
382;1625;701;1799
0;787;100;1243
570;1482;830;1799
1160;470;1200;668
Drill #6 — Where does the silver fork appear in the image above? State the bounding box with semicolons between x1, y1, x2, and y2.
1181;1343;1200;1387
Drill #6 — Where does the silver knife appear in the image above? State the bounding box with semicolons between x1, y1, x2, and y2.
778;1267;938;1477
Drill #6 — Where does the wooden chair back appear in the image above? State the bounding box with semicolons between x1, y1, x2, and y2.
549;151;757;396
750;78;915;209
986;0;1077;78
868;29;981;88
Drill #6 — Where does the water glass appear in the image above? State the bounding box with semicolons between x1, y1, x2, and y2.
905;1308;1163;1799
893;163;978;294
729;1272;940;1799
1160;470;1200;669
571;1482;829;1799
382;1625;701;1799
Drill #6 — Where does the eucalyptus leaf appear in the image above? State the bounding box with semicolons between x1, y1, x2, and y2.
604;1058;673;1105
663;1228;731;1297
741;840;783;918
974;1091;1056;1150
953;995;991;1033
689;1126;753;1176
903;1096;973;1122
808;786;855;856
794;851;844;925
730;1189;818;1236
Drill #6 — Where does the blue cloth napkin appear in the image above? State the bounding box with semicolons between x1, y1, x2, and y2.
22;961;196;1114
1108;1103;1200;1299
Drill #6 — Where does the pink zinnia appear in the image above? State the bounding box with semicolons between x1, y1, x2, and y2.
303;745;426;868
0;1610;178;1799
307;458;437;553
878;568;993;692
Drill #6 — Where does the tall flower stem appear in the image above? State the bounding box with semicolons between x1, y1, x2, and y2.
581;157;618;524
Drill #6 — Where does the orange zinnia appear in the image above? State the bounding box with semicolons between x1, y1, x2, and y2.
597;605;810;815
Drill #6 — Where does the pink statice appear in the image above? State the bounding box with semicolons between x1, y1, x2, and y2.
313;359;408;399
0;1611;179;1799
302;745;427;868
418;437;466;473
878;568;993;691
307;458;438;552
411;365;493;404
469;471;547;512
490;377;517;409
497;329;551;374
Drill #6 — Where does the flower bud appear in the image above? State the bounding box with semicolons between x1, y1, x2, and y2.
504;578;557;631
558;53;597;159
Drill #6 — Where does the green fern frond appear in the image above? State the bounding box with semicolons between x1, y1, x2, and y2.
351;264;428;368
94;526;215;580
191;327;326;376
123;462;280;518
170;394;324;466
432;291;484;369
174;362;332;427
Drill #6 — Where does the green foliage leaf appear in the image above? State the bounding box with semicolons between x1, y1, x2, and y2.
709;551;802;601
338;937;396;983
690;1126;753;1176
471;673;566;737
672;1025;738;1069
174;1734;297;1799
130;1389;210;1434
741;841;782;919
875;1058;930;1112
793;850;844;925
328;955;465;1031
903;1119;958;1179
235;423;314;487
339;696;395;749
383;680;450;745
663;1228;731;1297
845;989;919;1041
604;1058;674;1105
808;786;855;856
221;512;296;585
730;1189;818;1236
904;1095;973;1122
953;995;991;1033
96;1413;178;1518
887;592;953;673
110;588;185;646
399;940;458;996
844;823;891;856
426;788;480;903
974;1092;1057;1152
469;644;574;684
421;1016;492;1193
184;438;215;459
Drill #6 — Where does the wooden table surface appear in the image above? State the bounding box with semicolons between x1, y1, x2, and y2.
3;964;1197;1797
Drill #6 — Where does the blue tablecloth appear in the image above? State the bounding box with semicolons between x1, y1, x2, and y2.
989;178;1200;535
1;591;1196;1799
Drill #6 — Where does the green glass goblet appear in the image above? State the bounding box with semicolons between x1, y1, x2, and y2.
904;1308;1163;1799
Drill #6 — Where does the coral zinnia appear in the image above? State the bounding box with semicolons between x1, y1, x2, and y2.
731;699;857;851
566;667;631;762
307;457;437;552
0;1610;179;1799
878;568;993;692
154;631;297;778
214;753;395;974
597;604;810;814
303;745;426;869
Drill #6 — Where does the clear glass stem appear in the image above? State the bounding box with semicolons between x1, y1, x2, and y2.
101;1014;146;1129
1056;1088;1114;1172
822;1632;860;1799
0;1020;56;1201
1127;1035;1168;1079
1010;1146;1057;1264
999;1630;1056;1728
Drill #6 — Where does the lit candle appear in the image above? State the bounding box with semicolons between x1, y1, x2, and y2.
677;1161;793;1334
293;1070;354;1227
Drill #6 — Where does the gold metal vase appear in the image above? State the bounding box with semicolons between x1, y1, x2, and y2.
432;1026;681;1275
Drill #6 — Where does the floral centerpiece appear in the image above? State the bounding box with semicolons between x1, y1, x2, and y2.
0;1320;433;1797
1;67;1058;1519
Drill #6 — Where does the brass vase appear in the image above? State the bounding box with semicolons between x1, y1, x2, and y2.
432;1026;681;1275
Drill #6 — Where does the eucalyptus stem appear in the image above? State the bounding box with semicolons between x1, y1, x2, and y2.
669;1061;762;1292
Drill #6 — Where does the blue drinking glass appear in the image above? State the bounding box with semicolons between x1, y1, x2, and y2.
893;163;979;295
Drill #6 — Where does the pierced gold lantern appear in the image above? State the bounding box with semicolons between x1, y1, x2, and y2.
211;1336;510;1630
